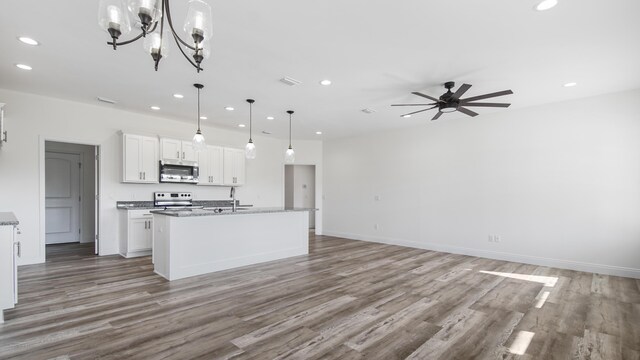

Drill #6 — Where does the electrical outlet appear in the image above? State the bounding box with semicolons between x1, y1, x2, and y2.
374;195;381;201
494;235;501;243
488;235;494;242
374;224;379;230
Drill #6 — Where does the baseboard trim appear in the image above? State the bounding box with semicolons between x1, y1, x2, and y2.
323;230;640;279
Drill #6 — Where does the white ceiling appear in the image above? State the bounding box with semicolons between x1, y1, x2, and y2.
1;0;639;139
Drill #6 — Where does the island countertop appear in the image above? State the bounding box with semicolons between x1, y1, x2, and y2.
150;207;316;217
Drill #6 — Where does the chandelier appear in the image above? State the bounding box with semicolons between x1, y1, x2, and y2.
98;0;213;72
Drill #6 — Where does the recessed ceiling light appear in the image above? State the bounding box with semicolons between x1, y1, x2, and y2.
535;0;558;11
563;82;577;87
150;106;160;110
320;80;332;86
15;63;32;70
225;107;235;111
402;114;412;118
17;36;39;46
173;93;184;99
316;131;323;135
200;116;208;120
238;124;246;128
266;116;274;120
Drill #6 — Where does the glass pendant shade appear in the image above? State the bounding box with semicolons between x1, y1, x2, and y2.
127;0;161;28
245;141;256;159
183;0;213;44
143;30;170;58
193;131;206;151
285;147;295;164
98;0;131;37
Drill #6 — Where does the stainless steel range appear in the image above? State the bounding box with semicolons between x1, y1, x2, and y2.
154;192;197;209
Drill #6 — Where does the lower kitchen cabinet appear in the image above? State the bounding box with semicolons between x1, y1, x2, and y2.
0;220;19;323
119;210;153;258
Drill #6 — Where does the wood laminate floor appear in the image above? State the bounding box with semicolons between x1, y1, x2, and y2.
1;236;639;359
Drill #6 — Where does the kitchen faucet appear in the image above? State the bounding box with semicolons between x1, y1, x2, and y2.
230;186;236;212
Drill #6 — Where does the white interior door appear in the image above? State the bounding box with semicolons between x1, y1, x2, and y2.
45;152;81;244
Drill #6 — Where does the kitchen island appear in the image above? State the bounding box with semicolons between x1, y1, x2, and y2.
151;208;314;281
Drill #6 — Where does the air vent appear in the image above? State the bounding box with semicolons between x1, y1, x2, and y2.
279;77;302;86
361;108;376;114
97;96;117;104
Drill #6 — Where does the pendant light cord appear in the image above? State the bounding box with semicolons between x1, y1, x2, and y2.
249;101;253;142
197;87;201;132
288;113;292;148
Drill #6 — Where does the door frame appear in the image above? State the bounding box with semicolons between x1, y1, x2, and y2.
44;150;83;245
38;136;102;262
282;163;320;234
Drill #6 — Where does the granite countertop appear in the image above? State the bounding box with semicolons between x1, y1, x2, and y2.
0;212;19;226
150;207;317;217
117;200;243;210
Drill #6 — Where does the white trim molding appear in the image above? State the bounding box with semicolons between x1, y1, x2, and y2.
323;230;640;279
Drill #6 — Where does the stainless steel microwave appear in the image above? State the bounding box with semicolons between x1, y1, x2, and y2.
159;160;199;184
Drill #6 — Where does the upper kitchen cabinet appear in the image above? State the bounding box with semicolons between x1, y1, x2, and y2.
198;145;224;186
223;148;245;186
160;138;197;163
122;134;159;183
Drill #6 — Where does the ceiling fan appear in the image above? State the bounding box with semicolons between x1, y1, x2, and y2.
392;82;513;120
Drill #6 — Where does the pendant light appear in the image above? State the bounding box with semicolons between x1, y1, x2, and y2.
245;99;256;159
192;83;206;151
285;110;295;164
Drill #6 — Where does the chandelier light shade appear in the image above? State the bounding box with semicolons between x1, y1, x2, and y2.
192;84;206;152
98;0;213;72
285;110;295;164
245;99;256;160
98;0;132;39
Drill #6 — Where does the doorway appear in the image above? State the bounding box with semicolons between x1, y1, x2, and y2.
284;165;316;229
44;141;98;256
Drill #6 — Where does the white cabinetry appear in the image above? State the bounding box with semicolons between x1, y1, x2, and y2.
0;222;18;323
198;145;224;186
223;148;246;186
119;210;153;258
160;138;197;163
122;134;159;183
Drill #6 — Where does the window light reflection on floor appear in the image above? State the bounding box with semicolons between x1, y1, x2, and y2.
508;331;535;355
478;271;559;287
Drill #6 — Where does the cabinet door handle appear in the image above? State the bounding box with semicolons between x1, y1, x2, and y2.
144;221;147;229
139;172;142;180
177;151;180;159
15;241;21;258
182;151;185;159
143;172;146;180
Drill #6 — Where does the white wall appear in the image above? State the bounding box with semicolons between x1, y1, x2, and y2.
323;89;640;278
45;141;96;243
0;88;322;265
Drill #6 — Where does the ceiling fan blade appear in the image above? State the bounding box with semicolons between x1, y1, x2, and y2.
400;106;438;117
391;103;437;107
457;107;479;117
411;92;440;102
401;108;430;117
460;102;511;108
461;90;513;103
451;83;472;100
431;111;443;121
